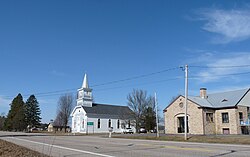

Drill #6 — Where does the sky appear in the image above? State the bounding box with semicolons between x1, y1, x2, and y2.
1;0;250;123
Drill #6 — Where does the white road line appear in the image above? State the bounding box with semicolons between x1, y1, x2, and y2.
7;137;115;157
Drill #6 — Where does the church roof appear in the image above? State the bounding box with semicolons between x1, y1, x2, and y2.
83;103;134;119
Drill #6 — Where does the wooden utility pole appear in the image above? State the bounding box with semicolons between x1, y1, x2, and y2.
155;92;159;137
184;65;188;140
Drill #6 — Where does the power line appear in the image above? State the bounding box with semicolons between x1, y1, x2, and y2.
2;67;180;99
190;64;250;69
91;67;180;87
17;70;250;98
3;66;250;99
94;77;182;92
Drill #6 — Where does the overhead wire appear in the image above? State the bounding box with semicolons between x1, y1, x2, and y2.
189;64;250;68
2;66;181;99
3;65;250;99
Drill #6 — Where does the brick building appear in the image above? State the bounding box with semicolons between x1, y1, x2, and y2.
164;88;250;135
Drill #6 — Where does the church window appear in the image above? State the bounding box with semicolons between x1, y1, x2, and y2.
117;120;120;129
97;119;100;128
79;91;83;98
74;120;76;128
108;119;111;128
82;120;84;128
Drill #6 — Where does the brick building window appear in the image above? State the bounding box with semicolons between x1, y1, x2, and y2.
206;113;214;122
222;113;229;123
239;112;243;124
223;128;230;134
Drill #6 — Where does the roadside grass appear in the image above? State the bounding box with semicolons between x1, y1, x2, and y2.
37;130;108;136
0;139;49;157
113;134;250;145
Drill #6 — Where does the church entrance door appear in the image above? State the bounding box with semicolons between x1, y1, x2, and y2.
76;117;81;132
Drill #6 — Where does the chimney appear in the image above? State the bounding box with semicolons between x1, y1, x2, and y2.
200;88;207;99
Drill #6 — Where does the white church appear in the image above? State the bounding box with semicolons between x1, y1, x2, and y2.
71;74;135;133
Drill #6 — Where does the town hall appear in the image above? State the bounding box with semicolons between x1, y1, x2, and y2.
71;74;135;133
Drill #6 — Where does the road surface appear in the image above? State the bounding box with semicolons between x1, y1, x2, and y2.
0;131;250;157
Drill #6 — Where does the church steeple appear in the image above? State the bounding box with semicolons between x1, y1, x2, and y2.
77;73;93;107
82;73;89;88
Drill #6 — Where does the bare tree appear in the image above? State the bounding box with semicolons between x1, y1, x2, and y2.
127;89;154;132
53;111;63;126
56;94;74;132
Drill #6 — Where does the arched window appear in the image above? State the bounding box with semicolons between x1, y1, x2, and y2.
108;119;111;128
117;120;120;129
97;119;100;129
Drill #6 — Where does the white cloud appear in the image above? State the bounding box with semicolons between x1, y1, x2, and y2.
50;70;66;77
0;96;11;106
0;96;11;115
199;8;250;43
194;53;250;82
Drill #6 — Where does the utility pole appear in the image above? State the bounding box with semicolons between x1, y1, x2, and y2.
155;92;159;137
184;65;188;140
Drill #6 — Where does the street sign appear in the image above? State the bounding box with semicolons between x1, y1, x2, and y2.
87;122;94;126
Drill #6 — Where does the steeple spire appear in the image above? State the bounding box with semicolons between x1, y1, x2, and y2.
77;73;93;107
82;73;89;88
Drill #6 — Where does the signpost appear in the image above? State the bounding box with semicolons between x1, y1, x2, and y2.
87;122;94;134
108;127;113;138
87;122;94;126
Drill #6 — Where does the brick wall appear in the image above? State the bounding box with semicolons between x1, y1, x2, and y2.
203;109;216;134
215;108;238;134
164;96;204;134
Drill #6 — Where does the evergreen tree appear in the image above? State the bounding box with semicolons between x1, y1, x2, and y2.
0;113;6;130
25;95;41;127
5;93;27;131
143;107;156;131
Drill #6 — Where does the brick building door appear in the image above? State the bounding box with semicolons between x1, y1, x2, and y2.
177;116;189;133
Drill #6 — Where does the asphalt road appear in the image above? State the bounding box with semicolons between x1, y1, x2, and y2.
1;131;250;157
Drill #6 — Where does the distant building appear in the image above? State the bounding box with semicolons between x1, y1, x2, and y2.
164;88;250;135
47;122;71;133
70;74;135;134
48;123;53;132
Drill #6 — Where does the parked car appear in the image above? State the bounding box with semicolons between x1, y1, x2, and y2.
139;127;147;133
150;129;157;133
123;128;134;134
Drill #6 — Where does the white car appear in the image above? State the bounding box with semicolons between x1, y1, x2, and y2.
123;128;134;134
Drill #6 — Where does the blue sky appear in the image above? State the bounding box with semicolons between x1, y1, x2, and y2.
1;0;250;123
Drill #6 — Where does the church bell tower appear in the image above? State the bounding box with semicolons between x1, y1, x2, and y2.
77;73;93;107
